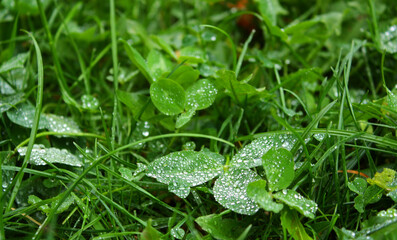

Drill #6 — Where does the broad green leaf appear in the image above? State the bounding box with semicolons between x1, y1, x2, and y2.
117;90;155;120
195;214;247;240
122;40;154;83
274;189;317;219
280;208;313;240
367;168;397;192
0;52;29;74
231;134;299;169
176;107;196;128
45;114;81;135
6;102;48;129
18;144;83;166
363;185;383;204
168;65;200;87
142;219;161;240
213;168;260;215
0;92;24;113
354;195;365;213
186;79;218;110
147;49;173;81
51;194;74;214
146;150;223;198
381;25;397;54
151;35;177;60
387;190;397;202
171;227;185;239
150;78;186;115
361;208;397;240
262;148;294;192
81;94;99;111
28;195;50;214
348;178;367;195
247;179;283;213
178;46;205;64
119;167;134;181
254;0;287;26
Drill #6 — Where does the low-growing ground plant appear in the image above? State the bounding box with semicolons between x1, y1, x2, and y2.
1;0;397;239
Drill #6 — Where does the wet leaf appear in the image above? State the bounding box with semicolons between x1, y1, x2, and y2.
213;168;260;215
387;189;397;202
142;219;160;240
348;177;367;195
168;65;199;87
247;179;283;213
52;194;74;214
0;92;24;113
280;208;313;240
274;189;317;219
81;94;99;111
367;168;397;192
381;25;397;54
28;195;50;214
171;227;185;239
119;167;134;181
176;107;196;128
117;90;154;120
262;148;294;192
18;144;83;166
45;114;81;135
146;150;223;198
186;79;217;110
178;46;205;64
195;214;247;240
231;134;299;169
363;185;383;204
147;49;173;81
150;78;186;115
361;208;397;239
0;52;29;74
386;88;397;111
6;102;48;129
254;0;287;26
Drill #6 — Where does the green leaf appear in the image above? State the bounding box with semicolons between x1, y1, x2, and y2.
348;178;367;195
81;94;99;111
170;227;185;239
262;148;294;192
186;79;218;110
175;107;196;129
0;92;24;113
361;208;397;240
150;78;186;115
6;102;48;129
51;194;74;214
195;214;248;240
363;185;383;204
151;35;177;60
247;179;283;213
122;40;154;83
178;46;205;64
142;219;160;240
117;90;154;120
280;208;313;240
387;190;397;202
45;114;81;135
254;0;287;26
147;49;173;81
146;150;223;198
168;65;199;87
231;134;299;169
119;167;134;181
367;168;397;192
274;189;317;219
353;195;365;213
28;195;50;214
386;88;397;111
0;52;29;74
18;144;83;166
213;168;260;215
380;25;397;54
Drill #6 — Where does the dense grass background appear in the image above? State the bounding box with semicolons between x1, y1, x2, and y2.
1;0;397;239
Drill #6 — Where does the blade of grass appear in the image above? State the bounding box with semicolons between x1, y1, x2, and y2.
235;30;255;77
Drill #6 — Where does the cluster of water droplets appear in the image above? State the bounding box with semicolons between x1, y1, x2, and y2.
213;168;260;215
381;25;397;54
45;114;81;135
274;189;318;219
185;79;218;110
146;150;223;198
231;134;299;169
6;102;48;129
18;144;83;167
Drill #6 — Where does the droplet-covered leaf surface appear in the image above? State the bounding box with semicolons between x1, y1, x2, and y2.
0;92;24;113
213;168;260;215
7;102;48;129
231;134;299;169
185;79;217;110
18;144;83;166
348;178;367;195
247;179;283;213
195;214;248;240
381;25;397;54
262;148;294;192
274;189;317;219
150;78;186;115
0;52;29;74
81;94;99;111
147;49;173;81
146;150;223;198
45;114;81;135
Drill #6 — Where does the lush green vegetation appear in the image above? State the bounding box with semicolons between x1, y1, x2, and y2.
1;0;397;239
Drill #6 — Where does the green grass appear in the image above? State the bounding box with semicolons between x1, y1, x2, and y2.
1;0;397;239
